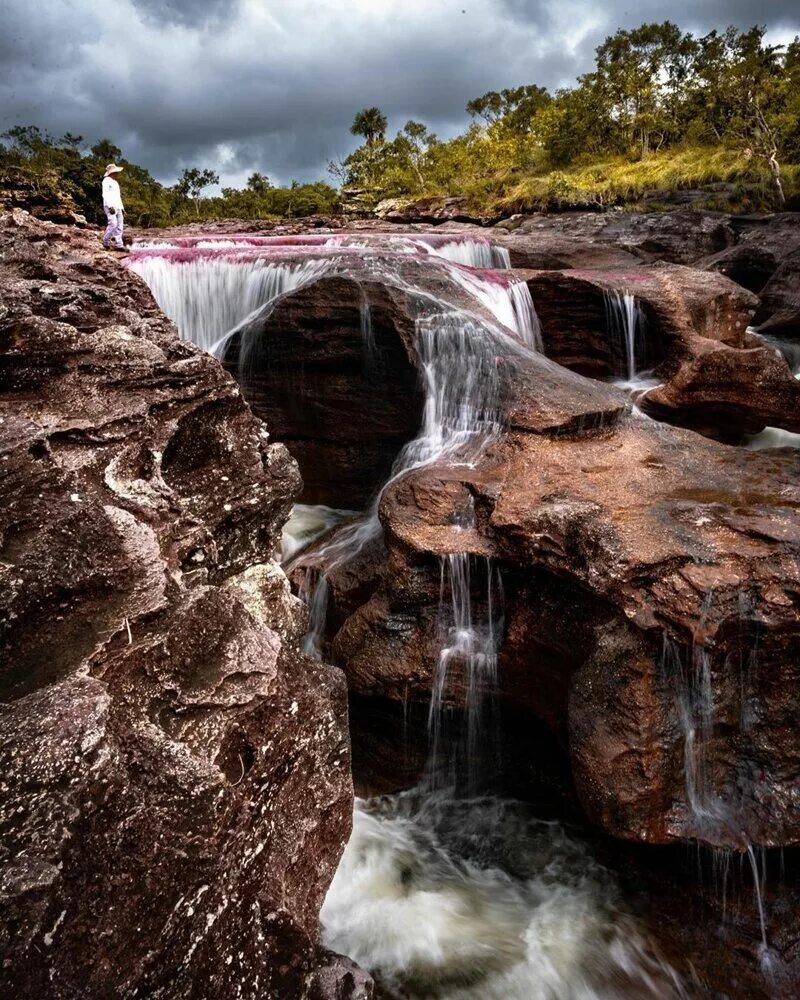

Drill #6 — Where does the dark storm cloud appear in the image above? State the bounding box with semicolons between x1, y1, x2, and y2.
132;0;240;28
500;0;800;41
1;0;797;188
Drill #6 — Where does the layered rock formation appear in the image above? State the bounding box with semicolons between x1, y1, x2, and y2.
0;211;368;999
523;264;800;440
228;258;800;851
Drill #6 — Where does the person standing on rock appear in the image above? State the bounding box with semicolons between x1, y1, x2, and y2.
102;163;128;252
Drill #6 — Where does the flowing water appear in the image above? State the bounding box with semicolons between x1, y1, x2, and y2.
743;426;800;450
604;289;651;385
321;549;686;998
752;330;800;378
128;252;331;352
129;231;785;997
322;793;685;1000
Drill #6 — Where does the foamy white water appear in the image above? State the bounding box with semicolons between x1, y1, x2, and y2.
280;503;359;563
322;794;685;1000
605;290;648;382
743;426;800;449
128;255;329;352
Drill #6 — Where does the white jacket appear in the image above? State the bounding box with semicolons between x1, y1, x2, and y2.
102;176;124;211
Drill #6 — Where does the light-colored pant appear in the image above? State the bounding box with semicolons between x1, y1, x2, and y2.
103;207;124;247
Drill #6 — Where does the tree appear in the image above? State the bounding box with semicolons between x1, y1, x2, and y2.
350;107;388;147
247;171;271;193
59;132;84;152
594;22;698;156
466;85;551;134
396;120;437;189
91;138;122;163
175;167;220;214
1;125;54;156
694;27;790;206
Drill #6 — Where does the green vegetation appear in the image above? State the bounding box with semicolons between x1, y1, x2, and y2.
336;23;800;213
0;127;338;227
2;22;798;225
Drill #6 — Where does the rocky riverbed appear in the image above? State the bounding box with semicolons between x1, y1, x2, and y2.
2;204;800;998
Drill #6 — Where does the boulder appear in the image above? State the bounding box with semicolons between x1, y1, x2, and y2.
249;265;800;850
521;263;800;440
221;273;423;508
0;166;88;227
375;195;490;225
218;253;524;507
753;247;800;339
332;354;800;848
0;210;365;999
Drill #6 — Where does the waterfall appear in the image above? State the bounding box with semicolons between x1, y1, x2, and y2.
604;289;647;383
131;231;688;996
426;554;502;793
509;279;543;350
291;306;512;659
127;253;329;352
427;239;511;270
744;427;800;449
664;624;779;969
359;287;377;372
301;572;330;659
664;634;739;840
280;504;359;564
134;232;513;271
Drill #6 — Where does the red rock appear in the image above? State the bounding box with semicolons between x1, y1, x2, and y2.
0;209;368;999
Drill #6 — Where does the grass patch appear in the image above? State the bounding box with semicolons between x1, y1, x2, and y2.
489;147;797;214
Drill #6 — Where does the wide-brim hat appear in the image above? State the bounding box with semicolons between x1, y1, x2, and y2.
104;163;124;177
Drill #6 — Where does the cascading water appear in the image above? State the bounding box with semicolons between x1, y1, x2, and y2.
663;614;781;974
321;547;686;998
132;230;688;997
288;304;513;661
663;633;733;837
280;504;359;563
604;289;650;385
425;554;502;794
128;252;329;352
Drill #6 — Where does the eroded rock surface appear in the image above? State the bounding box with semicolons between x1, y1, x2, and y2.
0;210;368;999
522;263;800;439
334;353;800;848
238;261;800;851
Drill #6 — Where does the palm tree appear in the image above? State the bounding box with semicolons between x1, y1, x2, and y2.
350;107;388;147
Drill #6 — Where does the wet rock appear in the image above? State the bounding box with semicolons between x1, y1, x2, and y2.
375;195;490;225
221;273;424;508
0;209;364;998
522;263;800;439
218;254;519;508
276;312;800;848
701;243;780;294
753;247;800;339
598;210;736;263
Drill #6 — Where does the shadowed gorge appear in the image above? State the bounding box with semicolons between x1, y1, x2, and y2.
3;2;800;994
113;216;800;997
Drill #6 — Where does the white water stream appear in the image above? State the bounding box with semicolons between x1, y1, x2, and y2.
131;232;701;998
604;289;650;385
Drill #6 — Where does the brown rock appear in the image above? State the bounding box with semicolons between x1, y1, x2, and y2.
222;273;423;508
0;210;366;998
521;263;800;439
284;321;800;848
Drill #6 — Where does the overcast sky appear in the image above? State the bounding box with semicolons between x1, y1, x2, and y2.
1;0;798;189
